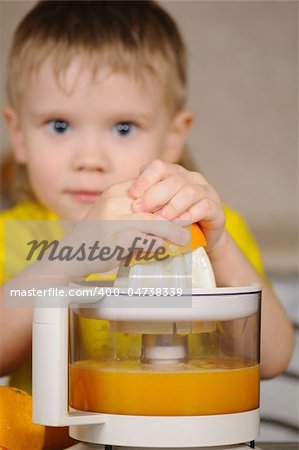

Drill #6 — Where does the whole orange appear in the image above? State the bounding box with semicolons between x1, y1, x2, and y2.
0;386;45;450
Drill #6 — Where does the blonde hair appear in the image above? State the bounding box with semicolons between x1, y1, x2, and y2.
7;0;187;114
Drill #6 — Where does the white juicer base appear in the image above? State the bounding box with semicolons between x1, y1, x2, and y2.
69;410;259;448
67;445;262;450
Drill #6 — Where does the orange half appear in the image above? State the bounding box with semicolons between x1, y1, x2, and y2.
129;223;206;267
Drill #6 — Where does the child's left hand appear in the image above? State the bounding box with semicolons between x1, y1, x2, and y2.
128;160;226;252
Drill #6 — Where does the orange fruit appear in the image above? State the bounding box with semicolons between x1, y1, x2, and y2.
129;223;206;266
0;386;45;450
0;386;76;450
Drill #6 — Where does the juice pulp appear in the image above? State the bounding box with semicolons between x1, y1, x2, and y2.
69;357;259;416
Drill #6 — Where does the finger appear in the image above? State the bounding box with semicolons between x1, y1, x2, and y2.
153;184;210;220
116;229;164;256
173;211;193;226
128;160;186;199
122;213;191;246
185;198;226;230
132;174;186;213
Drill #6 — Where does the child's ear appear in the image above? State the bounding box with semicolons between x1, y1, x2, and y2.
162;110;193;163
3;106;27;164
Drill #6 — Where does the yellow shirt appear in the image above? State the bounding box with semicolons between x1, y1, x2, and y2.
0;201;264;393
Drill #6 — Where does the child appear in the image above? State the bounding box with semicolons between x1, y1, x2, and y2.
0;0;294;393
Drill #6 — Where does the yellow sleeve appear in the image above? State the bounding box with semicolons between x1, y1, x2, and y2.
0;202;63;286
0;214;35;286
223;205;264;276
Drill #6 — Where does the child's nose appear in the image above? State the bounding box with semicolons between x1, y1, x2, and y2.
72;139;110;172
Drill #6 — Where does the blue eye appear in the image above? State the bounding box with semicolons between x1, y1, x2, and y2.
48;120;70;134
113;122;135;137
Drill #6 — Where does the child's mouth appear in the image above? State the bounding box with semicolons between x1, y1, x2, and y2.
69;190;102;203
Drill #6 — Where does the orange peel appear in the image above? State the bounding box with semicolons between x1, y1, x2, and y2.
0;386;45;450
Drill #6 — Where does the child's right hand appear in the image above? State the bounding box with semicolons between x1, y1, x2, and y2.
65;180;190;276
128;161;226;253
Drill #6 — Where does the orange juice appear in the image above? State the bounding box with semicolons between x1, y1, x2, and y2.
69;357;259;416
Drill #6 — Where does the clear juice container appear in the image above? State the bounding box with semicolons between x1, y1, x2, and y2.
69;286;261;416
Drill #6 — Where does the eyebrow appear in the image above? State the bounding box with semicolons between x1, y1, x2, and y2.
28;109;73;119
28;108;156;126
109;112;154;124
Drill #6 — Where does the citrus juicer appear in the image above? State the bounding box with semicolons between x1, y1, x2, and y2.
32;224;262;450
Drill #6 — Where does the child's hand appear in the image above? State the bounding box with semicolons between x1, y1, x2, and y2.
66;179;190;275
128;160;226;252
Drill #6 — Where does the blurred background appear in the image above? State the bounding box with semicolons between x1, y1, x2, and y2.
0;0;298;442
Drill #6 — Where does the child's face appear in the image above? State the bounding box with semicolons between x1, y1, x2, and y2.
5;58;192;220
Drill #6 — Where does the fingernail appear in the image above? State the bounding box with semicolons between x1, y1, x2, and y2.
173;217;181;223
130;186;144;199
154;209;168;218
133;199;145;212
